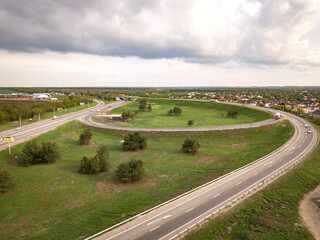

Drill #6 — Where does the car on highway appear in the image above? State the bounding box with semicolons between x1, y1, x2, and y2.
97;109;100;112
52;116;58;120
307;130;312;134
15;127;21;130
304;124;308;128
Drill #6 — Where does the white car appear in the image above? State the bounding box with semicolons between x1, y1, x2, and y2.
307;130;312;134
304;124;308;128
97;109;100;112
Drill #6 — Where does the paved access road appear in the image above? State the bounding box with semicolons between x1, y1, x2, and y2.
85;103;318;240
0;100;128;151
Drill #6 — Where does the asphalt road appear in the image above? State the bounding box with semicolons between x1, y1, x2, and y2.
0;98;317;240
0;100;128;151
85;104;318;240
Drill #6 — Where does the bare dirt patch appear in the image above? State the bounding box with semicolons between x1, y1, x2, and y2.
299;184;320;240
232;142;248;149
193;156;218;165
96;182;125;196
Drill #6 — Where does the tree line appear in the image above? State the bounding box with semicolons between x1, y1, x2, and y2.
0;95;93;122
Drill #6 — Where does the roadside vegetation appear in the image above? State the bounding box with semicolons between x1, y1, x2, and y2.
0;120;293;239
184;125;320;240
110;99;272;128
0;96;96;131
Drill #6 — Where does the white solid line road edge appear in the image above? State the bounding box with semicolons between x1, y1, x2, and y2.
160;129;317;240
85;120;301;240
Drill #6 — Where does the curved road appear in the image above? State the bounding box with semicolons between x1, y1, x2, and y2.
0;100;128;151
0;98;317;240
82;101;318;240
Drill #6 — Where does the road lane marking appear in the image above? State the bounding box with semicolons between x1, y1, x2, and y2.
185;208;194;213
150;226;160;232
95;119;306;240
268;165;272;168
213;194;220;198
236;182;242;185
279;158;283;161
264;161;273;165
254;172;258;176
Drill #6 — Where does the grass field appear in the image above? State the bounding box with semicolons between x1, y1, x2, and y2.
184;125;320;240
109;99;272;128
0;120;293;239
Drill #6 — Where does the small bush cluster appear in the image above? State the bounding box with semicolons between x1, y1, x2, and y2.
314;117;320;125
20;140;59;166
0;166;15;194
79;146;110;174
79;128;92;145
182;138;200;155
168;107;182;116
116;158;146;183
188;120;194;126
122;100;151;121
122;111;136;121
122;132;147;151
227;111;239;118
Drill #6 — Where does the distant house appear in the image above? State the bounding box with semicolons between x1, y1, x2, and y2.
313;110;320;119
33;93;49;100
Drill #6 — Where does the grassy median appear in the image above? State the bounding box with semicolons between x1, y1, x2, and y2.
184;125;319;240
109;99;272;128
0;121;292;239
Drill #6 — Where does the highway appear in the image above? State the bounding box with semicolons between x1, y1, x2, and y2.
0;98;317;240
0;100;128;151
84;103;318;240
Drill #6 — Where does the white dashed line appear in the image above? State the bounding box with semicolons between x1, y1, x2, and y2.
236;182;242;185
150;226;160;232
213;193;220;198
185;208;194;213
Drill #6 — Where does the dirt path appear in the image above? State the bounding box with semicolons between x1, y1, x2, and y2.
300;184;320;240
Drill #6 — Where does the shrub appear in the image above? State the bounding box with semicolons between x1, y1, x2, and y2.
122;132;147;151
20;141;59;166
0;166;15;194
227;111;239;118
79;128;92;145
39;142;59;163
148;104;152;112
122;111;135;121
138;100;148;112
79;146;110;174
314;117;320;125
168;107;182;116
116;159;146;183
188;120;194;126
182;138;200;155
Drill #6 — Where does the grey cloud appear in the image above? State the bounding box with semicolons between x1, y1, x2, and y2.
0;0;319;65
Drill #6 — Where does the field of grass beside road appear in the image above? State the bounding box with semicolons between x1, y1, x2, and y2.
0;101;99;132
184;125;320;240
109;99;272;128
0;120;293;240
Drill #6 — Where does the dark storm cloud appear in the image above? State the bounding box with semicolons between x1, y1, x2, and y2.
0;0;319;65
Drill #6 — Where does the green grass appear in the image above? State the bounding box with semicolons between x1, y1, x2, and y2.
110;99;272;128
0;121;293;239
184;125;320;240
0;102;97;132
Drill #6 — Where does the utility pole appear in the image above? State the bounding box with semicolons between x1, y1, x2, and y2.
53;109;55;117
19;115;21;127
65;107;66;114
38;112;41;121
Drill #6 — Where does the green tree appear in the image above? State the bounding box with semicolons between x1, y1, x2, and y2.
116;158;146;183
122;132;147;151
168;109;173;116
79;128;92;145
96;145;110;171
40;142;59;163
182;138;200;155
20;140;42;166
0;166;15;194
78;156;100;174
314;117;320;125
148;104;152;112
188;120;194;126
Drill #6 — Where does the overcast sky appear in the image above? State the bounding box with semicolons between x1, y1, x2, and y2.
0;0;320;87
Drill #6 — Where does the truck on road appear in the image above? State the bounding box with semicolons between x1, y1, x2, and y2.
274;112;281;120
